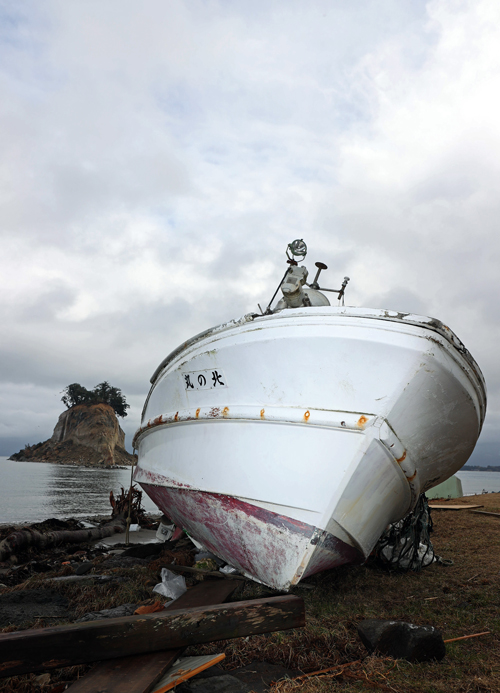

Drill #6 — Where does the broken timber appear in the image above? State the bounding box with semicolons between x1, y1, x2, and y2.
0;595;305;678
67;580;239;693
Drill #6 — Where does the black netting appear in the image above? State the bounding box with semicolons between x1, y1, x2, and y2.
374;494;451;571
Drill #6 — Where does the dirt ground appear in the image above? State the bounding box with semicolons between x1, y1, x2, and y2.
1;494;499;693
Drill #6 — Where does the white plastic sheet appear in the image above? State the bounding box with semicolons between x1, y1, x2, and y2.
152;568;187;603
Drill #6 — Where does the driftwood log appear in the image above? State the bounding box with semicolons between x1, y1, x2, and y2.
0;517;127;562
0;595;305;678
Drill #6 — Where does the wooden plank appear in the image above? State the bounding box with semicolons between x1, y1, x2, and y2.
67;581;239;693
470;510;500;517
0;595;304;678
159;580;240;610
67;651;180;693
151;654;225;693
428;504;484;510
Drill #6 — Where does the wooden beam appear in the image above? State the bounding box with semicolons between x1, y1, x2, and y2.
428;504;483;510
0;595;304;678
470;510;500;517
67;581;239;693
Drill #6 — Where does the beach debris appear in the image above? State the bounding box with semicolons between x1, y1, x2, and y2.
134;600;165;615
110;486;146;525
66;581;240;693
193;558;220;579
0;595;305;678
0;516;127;562
444;631;491;643
92;526;160;550
219;564;240;576
34;673;51;686
76;603;138;622
48;574;128;584
160;563;247;581
156;515;176;542
153;568;187;603
357;619;446;662
150;654;225;693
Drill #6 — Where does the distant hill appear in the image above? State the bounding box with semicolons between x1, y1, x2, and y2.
463;465;500;472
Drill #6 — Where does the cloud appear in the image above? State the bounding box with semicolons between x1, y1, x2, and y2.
0;0;499;466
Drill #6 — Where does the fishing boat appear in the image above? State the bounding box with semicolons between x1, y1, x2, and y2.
133;240;486;590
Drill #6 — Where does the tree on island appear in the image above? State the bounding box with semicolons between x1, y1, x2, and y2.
61;382;130;417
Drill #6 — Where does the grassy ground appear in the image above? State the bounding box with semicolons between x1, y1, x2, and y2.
1;494;499;692
189;494;500;692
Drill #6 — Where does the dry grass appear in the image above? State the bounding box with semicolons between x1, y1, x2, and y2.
1;494;500;692
188;494;500;692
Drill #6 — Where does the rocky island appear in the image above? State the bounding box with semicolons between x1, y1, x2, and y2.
9;382;136;467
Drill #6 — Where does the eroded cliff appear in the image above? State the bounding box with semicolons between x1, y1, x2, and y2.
10;403;136;466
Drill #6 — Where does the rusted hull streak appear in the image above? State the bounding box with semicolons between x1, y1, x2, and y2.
133;406;373;448
140;482;362;589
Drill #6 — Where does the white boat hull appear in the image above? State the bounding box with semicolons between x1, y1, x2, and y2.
134;308;486;589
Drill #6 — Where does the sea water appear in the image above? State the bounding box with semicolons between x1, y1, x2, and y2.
0;457;158;524
456;470;500;496
1;457;499;524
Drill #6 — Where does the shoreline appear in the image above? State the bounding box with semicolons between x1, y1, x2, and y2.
1;493;499;691
461;466;500;472
6;457;131;470
1;490;497;528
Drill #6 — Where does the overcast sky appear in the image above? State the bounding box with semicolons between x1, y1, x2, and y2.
1;0;499;465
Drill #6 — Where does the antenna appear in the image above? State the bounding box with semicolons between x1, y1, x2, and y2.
310;262;328;290
261;240;351;313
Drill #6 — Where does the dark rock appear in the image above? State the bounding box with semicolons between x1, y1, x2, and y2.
75;561;94;575
357;619;446;662
121;543;165;559
0;589;70;627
